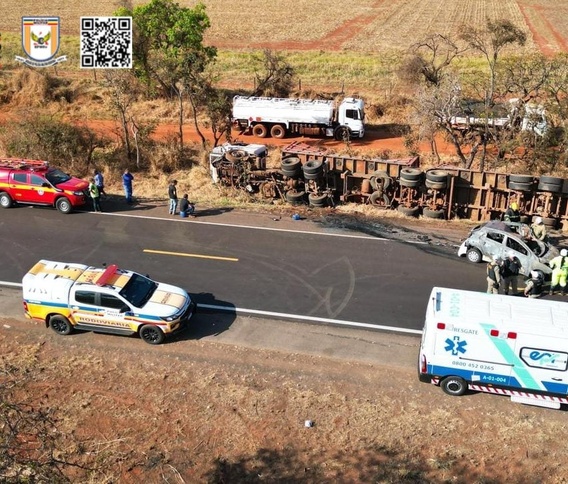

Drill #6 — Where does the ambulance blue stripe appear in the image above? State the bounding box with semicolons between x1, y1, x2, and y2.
480;323;542;390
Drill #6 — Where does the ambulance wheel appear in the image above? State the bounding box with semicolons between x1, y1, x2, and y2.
0;192;13;208
56;197;72;214
49;315;73;336
140;325;165;345
441;376;467;396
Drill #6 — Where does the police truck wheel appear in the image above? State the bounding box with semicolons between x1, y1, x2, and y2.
49;315;73;336
270;124;286;139
140;325;165;345
0;192;13;208
466;247;482;263
252;124;268;138
441;376;467;396
56;197;72;214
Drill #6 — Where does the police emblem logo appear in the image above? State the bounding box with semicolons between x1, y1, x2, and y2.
15;16;67;67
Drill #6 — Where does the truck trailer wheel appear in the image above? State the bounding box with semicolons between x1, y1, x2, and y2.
56;197;72;214
440;376;468;396
49;315;73;336
0;192;13;208
140;325;165;345
270;124;286;139
252;124;268;138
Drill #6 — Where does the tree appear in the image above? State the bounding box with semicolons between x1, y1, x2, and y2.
399;34;463;87
459;19;527;171
116;0;216;152
252;49;295;97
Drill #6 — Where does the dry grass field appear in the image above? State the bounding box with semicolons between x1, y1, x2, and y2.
1;1;567;55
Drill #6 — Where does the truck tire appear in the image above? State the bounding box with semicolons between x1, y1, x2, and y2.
56;197;72;214
302;160;324;175
423;207;445;219
441;376;467;396
425;179;447;190
334;126;350;141
270;124;286;139
286;190;306;204
140;325;165;345
370;171;391;191
537;181;562;193
49;315;73;336
508;181;533;191
509;174;534;184
425;169;449;183
225;149;248;163
399;177;421;188
0;192;13;208
308;193;328;207
252;124;268;138
397;205;420;217
370;191;391;208
400;168;423;181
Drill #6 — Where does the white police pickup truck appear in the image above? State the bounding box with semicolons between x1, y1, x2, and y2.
23;260;195;344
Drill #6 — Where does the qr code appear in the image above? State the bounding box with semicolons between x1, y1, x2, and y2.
81;17;132;69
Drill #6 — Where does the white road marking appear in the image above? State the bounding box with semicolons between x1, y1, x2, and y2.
1;281;422;335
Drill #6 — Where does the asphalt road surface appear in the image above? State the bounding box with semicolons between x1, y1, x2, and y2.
0;203;483;332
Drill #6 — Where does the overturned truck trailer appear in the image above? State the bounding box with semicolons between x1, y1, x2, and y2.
210;142;568;229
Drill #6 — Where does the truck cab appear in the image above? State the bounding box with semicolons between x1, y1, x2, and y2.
334;98;365;139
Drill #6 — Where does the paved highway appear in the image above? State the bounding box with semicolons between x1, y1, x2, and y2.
0;204;483;332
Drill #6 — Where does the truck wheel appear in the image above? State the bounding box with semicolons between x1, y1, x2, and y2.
0;192;13;208
49;315;73;336
140;325;165;345
397;205;420;217
285;190;306;204
308;193;328;207
302;160;323;175
225;149;248;163
270;124;286;139
334;126;350;141
56;197;72;214
441;376;467;396
252;124;268;138
370;191;391;208
466;247;482;263
400;168;423;181
425;169;449;183
423;207;445;219
399;177;421;188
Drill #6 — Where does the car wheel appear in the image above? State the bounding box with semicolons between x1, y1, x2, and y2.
56;197;72;214
49;315;73;335
441;376;467;396
466;247;482;263
140;325;165;345
0;192;13;208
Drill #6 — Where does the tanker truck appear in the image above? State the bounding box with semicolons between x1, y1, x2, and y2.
232;95;365;140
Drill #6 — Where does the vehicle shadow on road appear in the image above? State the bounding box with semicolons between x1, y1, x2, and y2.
173;292;237;341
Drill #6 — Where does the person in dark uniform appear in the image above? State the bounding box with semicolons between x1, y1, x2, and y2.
504;202;520;223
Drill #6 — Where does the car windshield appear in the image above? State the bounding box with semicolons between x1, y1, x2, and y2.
46;168;71;186
119;273;158;308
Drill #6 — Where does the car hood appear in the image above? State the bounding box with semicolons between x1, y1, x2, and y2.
56;178;89;191
141;282;190;317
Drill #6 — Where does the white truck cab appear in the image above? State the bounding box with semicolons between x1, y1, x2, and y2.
332;97;365;138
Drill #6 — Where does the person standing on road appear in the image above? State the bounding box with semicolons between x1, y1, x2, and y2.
486;256;503;294
168;180;178;215
504;202;521;223
524;270;544;298
122;169;134;204
549;249;568;295
88;177;102;212
94;169;106;197
501;252;522;295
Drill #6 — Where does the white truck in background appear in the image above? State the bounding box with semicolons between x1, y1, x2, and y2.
232;95;365;140
450;98;547;136
419;287;568;410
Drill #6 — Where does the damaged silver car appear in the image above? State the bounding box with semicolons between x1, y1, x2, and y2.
458;220;558;277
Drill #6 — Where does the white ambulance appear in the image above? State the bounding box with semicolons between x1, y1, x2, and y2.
419;287;568;409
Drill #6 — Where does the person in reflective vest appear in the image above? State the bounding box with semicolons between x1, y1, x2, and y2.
549;249;568;295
